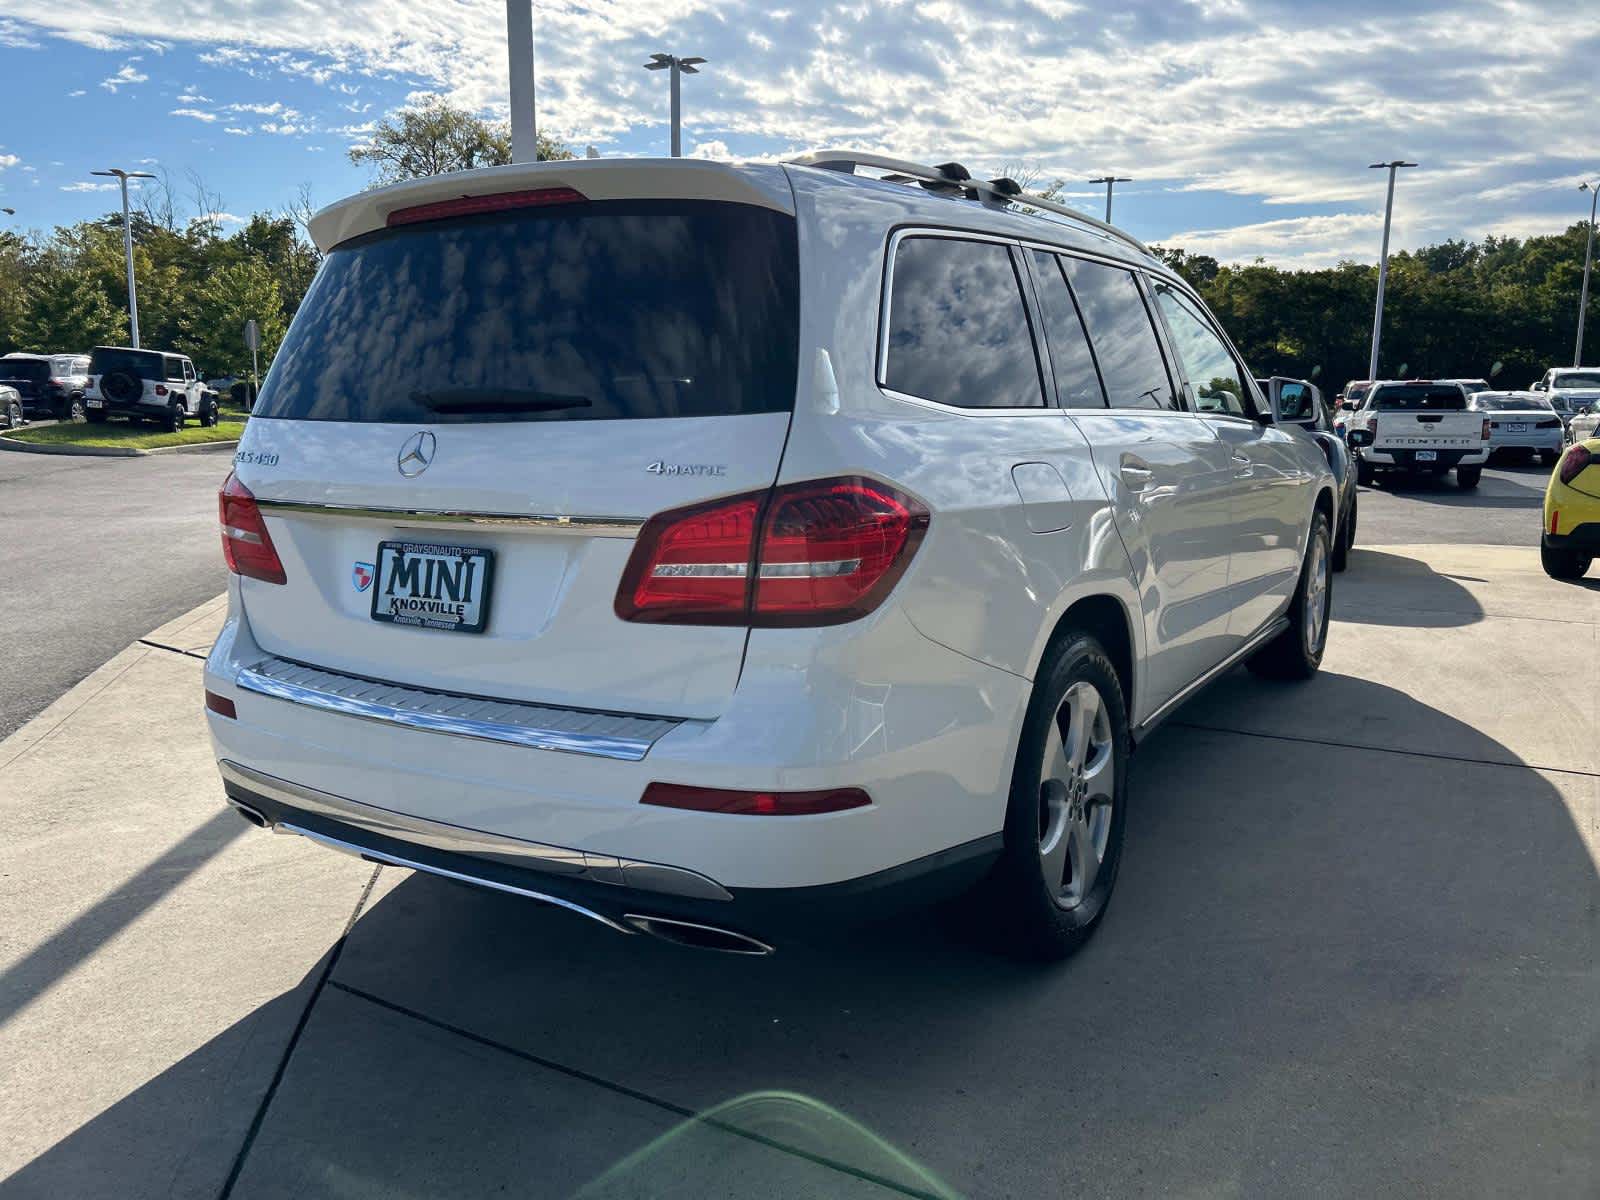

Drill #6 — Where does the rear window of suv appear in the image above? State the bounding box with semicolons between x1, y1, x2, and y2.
253;199;800;423
1371;384;1467;411
1;359;50;383
89;349;164;380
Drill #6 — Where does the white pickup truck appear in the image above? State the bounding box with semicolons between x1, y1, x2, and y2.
1340;380;1490;489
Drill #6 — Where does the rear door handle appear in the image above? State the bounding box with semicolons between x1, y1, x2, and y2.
1119;458;1154;491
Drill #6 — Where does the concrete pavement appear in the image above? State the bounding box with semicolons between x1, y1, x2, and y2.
1;543;1595;1198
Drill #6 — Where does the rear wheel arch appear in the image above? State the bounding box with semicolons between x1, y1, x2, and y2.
1040;594;1135;724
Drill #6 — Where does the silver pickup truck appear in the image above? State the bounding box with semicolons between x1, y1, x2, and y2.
1340;380;1490;489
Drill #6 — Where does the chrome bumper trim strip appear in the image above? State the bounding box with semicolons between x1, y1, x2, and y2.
219;759;734;902
235;656;679;762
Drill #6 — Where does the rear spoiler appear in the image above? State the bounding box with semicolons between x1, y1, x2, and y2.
309;159;795;252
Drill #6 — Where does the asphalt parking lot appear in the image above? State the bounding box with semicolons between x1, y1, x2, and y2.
1;461;1595;1198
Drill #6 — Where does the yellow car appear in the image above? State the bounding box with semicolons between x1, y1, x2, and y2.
1542;438;1600;579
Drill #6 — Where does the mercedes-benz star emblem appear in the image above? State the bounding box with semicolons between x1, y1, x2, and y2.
397;431;436;478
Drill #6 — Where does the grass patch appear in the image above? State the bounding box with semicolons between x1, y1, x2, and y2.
4;416;247;450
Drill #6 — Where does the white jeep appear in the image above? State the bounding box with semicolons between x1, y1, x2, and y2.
84;346;221;431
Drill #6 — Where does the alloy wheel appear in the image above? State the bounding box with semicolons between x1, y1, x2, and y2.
1038;680;1115;909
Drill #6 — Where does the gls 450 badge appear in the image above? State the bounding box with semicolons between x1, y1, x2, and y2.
646;460;727;477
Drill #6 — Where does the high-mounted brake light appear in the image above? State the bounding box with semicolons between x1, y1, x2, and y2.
386;187;587;228
615;477;929;627
219;471;287;584
641;782;871;816
1558;444;1592;486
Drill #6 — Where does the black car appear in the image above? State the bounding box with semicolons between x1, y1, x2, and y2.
0;352;92;421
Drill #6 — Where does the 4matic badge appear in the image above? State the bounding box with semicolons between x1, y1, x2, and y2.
646;460;727;477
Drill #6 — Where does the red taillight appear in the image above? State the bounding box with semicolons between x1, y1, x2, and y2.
615;477;928;627
204;690;237;719
1482;417;1492;440
219;471;287;584
386;187;586;228
1558;445;1592;486
154;384;168;396
641;782;871;816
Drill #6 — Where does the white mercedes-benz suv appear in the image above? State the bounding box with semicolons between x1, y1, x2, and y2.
205;152;1337;959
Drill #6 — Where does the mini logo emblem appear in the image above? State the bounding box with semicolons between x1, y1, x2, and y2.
352;562;375;592
397;431;436;477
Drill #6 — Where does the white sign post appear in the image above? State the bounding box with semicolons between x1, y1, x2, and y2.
243;319;260;410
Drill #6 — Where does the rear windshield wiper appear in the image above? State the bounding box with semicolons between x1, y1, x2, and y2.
411;388;593;415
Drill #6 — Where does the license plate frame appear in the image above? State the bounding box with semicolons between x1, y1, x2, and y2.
1506;422;1528;433
1415;450;1438;462
369;540;495;634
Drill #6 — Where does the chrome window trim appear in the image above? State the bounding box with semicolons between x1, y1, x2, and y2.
234;656;680;762
251;498;644;537
219;759;733;902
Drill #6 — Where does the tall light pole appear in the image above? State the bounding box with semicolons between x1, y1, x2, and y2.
1575;180;1598;367
644;53;706;157
1088;176;1132;224
1366;160;1417;381
505;0;538;163
91;168;156;349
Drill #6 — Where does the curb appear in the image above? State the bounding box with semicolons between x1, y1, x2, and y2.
0;434;240;457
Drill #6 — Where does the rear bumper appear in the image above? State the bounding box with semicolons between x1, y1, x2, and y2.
1489;432;1562;452
204;581;1030;892
221;761;1001;947
1544;524;1600;553
1362;446;1489;470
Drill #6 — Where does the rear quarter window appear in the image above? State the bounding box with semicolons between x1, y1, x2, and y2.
881;235;1045;409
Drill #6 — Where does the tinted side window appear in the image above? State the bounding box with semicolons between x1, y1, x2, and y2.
884;237;1045;409
1028;250;1106;409
1153;284;1249;417
164;356;185;382
1059;258;1174;410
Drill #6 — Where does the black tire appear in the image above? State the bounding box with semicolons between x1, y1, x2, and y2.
1331;492;1356;572
1540;450;1559;467
1456;465;1482;489
85;406;109;424
981;632;1130;961
1356;456;1375;486
1248;510;1332;681
1541;538;1592;581
163;402;184;433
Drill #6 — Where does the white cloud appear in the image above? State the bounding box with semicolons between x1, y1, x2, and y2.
171;107;218;122
0;18;41;48
202;210;246;225
223;126;250;136
259;122;300;136
0;154;20;170
177;90;212;103
60;181;119;192
690;140;732;160
99;62;147;92
66;88;85;97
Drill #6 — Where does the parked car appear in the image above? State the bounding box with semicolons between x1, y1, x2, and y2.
1541;438;1600;580
1531;368;1600;440
0;352;91;421
1259;376;1357;570
205;152;1338;961
1467;391;1563;464
83;347;220;431
0;384;21;429
1567;404;1599;444
1342;380;1489;488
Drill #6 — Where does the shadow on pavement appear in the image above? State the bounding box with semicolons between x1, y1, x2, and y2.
0;808;244;1028
9;677;1596;1198
1332;548;1485;628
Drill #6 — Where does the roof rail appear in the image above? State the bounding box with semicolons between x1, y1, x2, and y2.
786;148;1153;259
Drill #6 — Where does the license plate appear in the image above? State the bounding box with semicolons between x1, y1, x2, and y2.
86;398;103;408
370;541;494;633
1507;423;1528;433
1415;450;1437;461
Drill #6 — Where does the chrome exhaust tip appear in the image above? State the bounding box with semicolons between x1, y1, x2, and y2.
624;914;774;956
227;797;271;829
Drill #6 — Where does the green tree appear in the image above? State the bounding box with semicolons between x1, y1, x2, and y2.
349;95;573;185
182;258;285;378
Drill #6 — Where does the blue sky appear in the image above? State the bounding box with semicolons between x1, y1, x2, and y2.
0;1;1596;267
